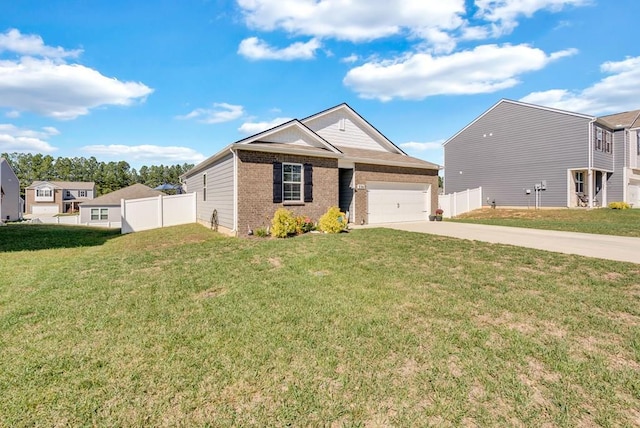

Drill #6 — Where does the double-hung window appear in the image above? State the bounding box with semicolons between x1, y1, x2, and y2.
203;173;207;201
36;188;52;198
575;171;584;193
273;162;313;203
283;163;302;202
91;208;108;221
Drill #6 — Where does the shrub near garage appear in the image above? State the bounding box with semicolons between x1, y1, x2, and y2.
318;206;348;233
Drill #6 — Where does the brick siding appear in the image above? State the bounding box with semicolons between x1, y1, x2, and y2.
236;150;339;235
353;163;439;225
25;188;63;214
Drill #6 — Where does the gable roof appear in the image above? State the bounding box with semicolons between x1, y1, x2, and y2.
597;109;640;129
27;181;95;190
80;183;163;206
443;99;595;146
302;103;407;155
236;119;341;153
183;104;439;178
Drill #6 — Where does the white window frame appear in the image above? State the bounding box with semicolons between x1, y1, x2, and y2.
202;173;207;201
91;208;108;221
79;190;87;197
595;127;603;151
575;171;584;193
282;163;303;202
36;188;53;198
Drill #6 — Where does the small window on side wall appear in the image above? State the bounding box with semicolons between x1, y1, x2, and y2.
203;173;207;201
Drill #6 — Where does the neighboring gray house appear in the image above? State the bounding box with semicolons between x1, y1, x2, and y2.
0;157;21;221
444;99;640;209
182;103;440;236
79;183;163;226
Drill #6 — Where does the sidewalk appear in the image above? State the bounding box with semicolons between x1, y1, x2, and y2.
357;221;640;264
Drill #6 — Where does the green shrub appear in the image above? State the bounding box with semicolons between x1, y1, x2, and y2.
254;227;269;237
608;201;631;210
318;206;347;233
271;208;296;238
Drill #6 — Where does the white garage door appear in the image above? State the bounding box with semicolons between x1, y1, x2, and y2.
32;205;59;215
367;182;430;224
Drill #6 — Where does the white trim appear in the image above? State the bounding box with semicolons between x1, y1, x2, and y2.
233;143;340;159
232;148;238;233
282;162;303;203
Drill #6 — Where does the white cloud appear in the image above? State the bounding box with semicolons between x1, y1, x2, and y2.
473;0;590;37
520;55;640;115
238;37;321;60
0;29;153;120
81;144;206;164
344;44;577;101
237;0;465;48
0;124;58;153
236;0;589;54
341;54;360;64
238;117;292;134
0;28;82;59
400;140;445;151
176;103;244;124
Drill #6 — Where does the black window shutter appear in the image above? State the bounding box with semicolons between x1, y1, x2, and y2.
304;163;313;202
273;161;283;203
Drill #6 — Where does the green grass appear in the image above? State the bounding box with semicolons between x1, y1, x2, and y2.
450;208;640;237
1;223;639;426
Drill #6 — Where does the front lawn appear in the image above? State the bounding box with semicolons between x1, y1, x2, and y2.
450;208;640;237
1;223;638;426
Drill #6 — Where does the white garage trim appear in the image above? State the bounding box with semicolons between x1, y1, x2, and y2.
367;181;430;224
32;205;59;215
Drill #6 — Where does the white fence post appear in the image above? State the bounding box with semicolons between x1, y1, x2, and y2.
438;186;483;218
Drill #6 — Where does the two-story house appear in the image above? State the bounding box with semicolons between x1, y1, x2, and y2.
25;181;96;216
1;157;21;221
443;99;640;209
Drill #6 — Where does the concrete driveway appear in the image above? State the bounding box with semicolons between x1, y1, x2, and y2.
359;221;640;264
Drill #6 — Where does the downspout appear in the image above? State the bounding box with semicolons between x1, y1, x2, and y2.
588;119;595;208
623;128;627;203
231;147;238;235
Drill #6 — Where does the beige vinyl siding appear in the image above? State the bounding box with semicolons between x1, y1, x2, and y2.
80;206;120;224
186;153;235;229
305;110;387;152
260;126;323;148
445;101;592;208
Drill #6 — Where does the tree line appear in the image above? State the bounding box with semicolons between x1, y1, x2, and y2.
1;152;194;197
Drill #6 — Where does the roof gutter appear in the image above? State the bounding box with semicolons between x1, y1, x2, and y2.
343;156;440;170
232;143;342;159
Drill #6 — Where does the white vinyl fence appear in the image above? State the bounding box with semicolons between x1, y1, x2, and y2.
121;193;196;234
438;187;483;218
32;216;120;228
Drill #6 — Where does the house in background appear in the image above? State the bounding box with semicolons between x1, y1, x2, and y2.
182;103;440;236
79;183;163;226
25;181;96;216
0;158;21;221
444;99;640;209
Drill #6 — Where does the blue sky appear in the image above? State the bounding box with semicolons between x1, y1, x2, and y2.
1;0;639;170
